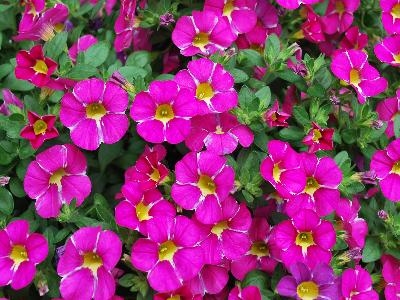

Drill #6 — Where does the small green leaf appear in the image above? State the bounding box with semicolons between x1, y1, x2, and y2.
44;31;68;60
264;34;280;65
293;105;310;126
84;42;110;67
362;236;382;263
230;68;249;83
66;64;98;80
0;187;13;214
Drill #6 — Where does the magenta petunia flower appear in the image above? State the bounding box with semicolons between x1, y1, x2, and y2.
374;35;400;67
130;80;196;144
15;44;58;88
68;34;98;63
376;88;400;138
370;138;400;202
0;89;24;116
23;144;92;218
381;0;400;35
171;151;235;224
57;227;122;300
230;217;279;280
187;264;229;296
0;220;48;290
19;0;45;31
321;0;360;34
155;286;202;300
174;58;238;115
60;78;129;150
115;182;176;235
228;286;262;300
114;0;139;52
341;266;379;300
301;7;326;44
273;209;336;268
303;122;334;153
277;262;339;300
131;216;204;293
185;112;253;155
172;10;236;56
275;0;321;10
382;255;400;300
20;111;59;150
339;26;368;50
264;100;290;128
331;49;388;104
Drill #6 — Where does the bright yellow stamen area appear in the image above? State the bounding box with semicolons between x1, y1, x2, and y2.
158;240;177;261
293;29;305;40
86;103;106;121
304;177;319;196
167;296;180;300
82;252;103;273
223;0;235;16
393;53;400;64
391;4;400;19
193;32;209;50
250;241;269;257
312;129;322;142
211;220;229;237
10;245;28;265
349;69;361;85
272;163;281;183
335;1;345;15
149;168;161;182
33;119;48;135
136;201;151;222
295;232;315;252
215;126;224;134
49;168;66;186
33;60;48;74
197;175;216;196
54;23;65;33
296;281;319;300
392;161;400;175
155;104;174;123
196;82;214;101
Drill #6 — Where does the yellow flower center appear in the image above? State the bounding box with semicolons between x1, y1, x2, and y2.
196;82;214;101
167;296;180;300
136;201;151;222
272;163;281;183
49;168;66;186
392;161;400;175
393;53;400;63
392;3;400;19
158;240;177;261
155;104;174;123
335;1;345;15
304;177;319;195
193;32;209;50
33;60;48;74
349;69;361;85
312;129;322;142
197;175;216;196
296;281;319;300
54;23;65;32
211;220;229;237
86;103;106;121
82;252;103;273
149;168;161;182
223;0;235;16
33;119;48;135
10;245;28;265
295;231;315;252
250;241;269;257
215;126;224;134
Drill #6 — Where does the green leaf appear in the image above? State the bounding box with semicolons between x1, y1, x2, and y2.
119;274;135;288
394;114;400;138
279;127;304;141
118;66;148;81
264;34;280;65
44;31;68;60
126;51;151;67
93;193;117;229
362;236;383;263
230;68;249;83
9;178;26;198
84;42;110;67
66;64;98;80
242;270;270;300
238;86;256;108
293;105;310;126
0;63;12;80
2;72;34;91
0;187;13;215
255;86;271;110
98;141;123;171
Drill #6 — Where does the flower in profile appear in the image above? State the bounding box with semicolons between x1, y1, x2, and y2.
341;266;379;299
301;7;326;44
264;100;290;128
374;36;400;67
185;112;253;155
339;26;368;50
277;262;339;300
381;0;400;35
60;78;129;150
382;255;400;300
275;0;321;10
0;220;48;290
19;0;46;30
131;216;204;292
114;0;138;52
273;209;336;268
303;122;334;153
0;89;24;116
15;45;57;88
23;144;91;218
57;227;122;300
109;71;136;94
171;151;235;224
68;34;98;63
115;182;176;234
331;49;388;104
20;111;59;149
376;88;400;138
130;80;196;144
187;264;229;296
175;58;238;115
172;10;236;56
321;0;360;34
370;138;400;202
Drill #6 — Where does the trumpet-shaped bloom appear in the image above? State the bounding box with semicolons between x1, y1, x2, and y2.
0;89;24;116
114;0;138;52
382;255;400;300
57;227;122;300
19;0;45;30
23;144;91;218
377;88;400;138
0;220;48;290
303;122;334;153
60;78;129;150
374;35;400;67
341;266;379;300
130;80;196;144
68;35;98;63
174;58;238;115
275;0;321;10
228;286;262;300
171;151;235;224
381;0;400;35
321;0;360;34
264;101;290;128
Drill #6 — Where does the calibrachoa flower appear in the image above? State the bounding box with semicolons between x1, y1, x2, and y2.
264;100;290;128
300;7;326;44
381;0;400;35
228;286;262;300
185;112;253;155
60;78;129;150
15;44;57;88
370;138;400;202
321;0;360;34
303;122;334;153
0;89;23;115
19;0;45;30
23;144;92;218
174;58;238;115
377;89;400;138
68;34;98;63
114;0;138;52
0;220;48;290
277;262;339;300
374;35;400;67
187;264;229;296
276;0;321;10
172;10;236;56
382;255;400;300
341;265;379;299
57;227;122;300
155;286;202;300
131;216;204;293
130;80;196;144
171;151;235;224
20;111;59;149
331;49;388;104
273;209;336;268
339;26;368;50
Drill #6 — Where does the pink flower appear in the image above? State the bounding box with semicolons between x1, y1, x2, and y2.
172;10;236;56
60;78;129;150
131;216;204;293
0;89;24;116
23;144;92;218
57;227;122;300
185;112;253;155
15;44;58;88
0;220;48;290
115;182;176;234
382;255;400;300
273;209;336;268
381;0;400;35
114;0;138;52
339;26;368;50
374;35;400;67
331;49;388;103
175;58;238;115
341;266;379;299
18;0;45;33
321;0;360;34
187;264;229;296
370;138;400;202
130;80;196;144
155;286;202;300
228;286;262;300
68;35;98;63
301;8;326;43
171;151;235;224
275;0;321;10
303;122;334;153
376;88;400;138
264;100;290;128
230;217;279;280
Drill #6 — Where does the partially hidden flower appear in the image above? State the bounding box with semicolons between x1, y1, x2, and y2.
381;0;400;35
228;286;262;300
321;0;360;34
19;0;46;31
376;88;400;138
301;7;326;44
276;0;321;10
0;89;23;116
339;26;368;50
341;265;379;299
114;0;138;52
382;255;400;300
68;34;98;63
374;35;400;67
264;100;290;128
302;122;334;153
187;264;230;296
